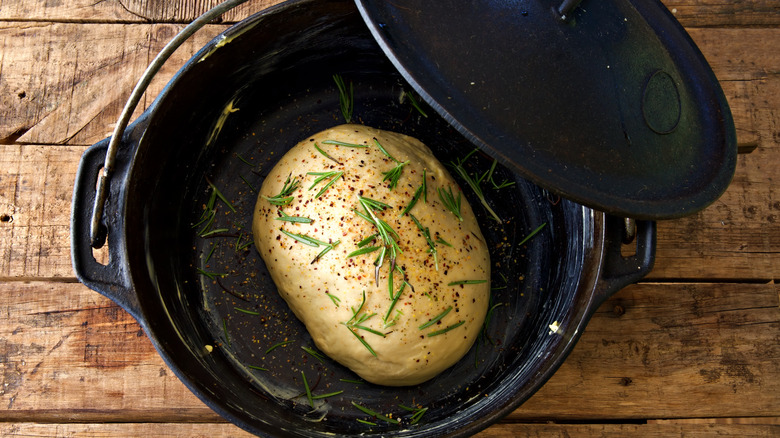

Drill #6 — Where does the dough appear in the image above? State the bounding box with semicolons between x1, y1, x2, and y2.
253;124;490;386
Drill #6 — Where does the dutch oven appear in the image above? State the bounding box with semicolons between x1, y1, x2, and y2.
71;0;736;436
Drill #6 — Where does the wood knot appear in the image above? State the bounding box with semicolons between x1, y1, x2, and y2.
619;376;633;386
613;304;625;317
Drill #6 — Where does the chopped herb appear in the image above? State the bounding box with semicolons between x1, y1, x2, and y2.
340;378;365;384
333;74;354;123
314;142;341;164
405;91;428;118
382;160;409;190
435;236;453;247
450;150;502;222
200;227;229;237
327;293;341;307
247;364;268;371
279;228;340;263
307;170;343;198
400;177;426;216
399;404;428;425
275;209;313;224
448;279;488;286
222;318;230;348
235;307;260;315
321;139;369;148
265;340;294;354
485;159;516;189
312;390;344;400
518;222;547;246
204;244;217;263
410;214;438;270
302;346;326;363
239;174;257;193
352;402;400;425
419;306;453;330
196;268;226;279
347;245;382;258
480;301;504;345
357;419;377;426
235;153;254;167
427;320;465;337
437;186;463;221
262;174;300;206
208;180;236;213
354;196;402;277
356;234;378;247
301;371;314;407
343;291;382;356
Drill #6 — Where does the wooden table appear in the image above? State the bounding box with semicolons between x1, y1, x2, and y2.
1;1;778;436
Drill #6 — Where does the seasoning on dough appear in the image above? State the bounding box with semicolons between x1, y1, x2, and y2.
253;124;490;386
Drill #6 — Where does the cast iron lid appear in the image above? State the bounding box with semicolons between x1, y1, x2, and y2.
354;0;737;219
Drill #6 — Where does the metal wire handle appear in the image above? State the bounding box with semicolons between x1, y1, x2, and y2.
90;0;251;248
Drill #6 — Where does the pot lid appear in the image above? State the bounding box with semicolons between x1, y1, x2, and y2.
354;0;737;219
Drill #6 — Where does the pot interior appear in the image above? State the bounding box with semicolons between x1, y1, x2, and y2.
123;1;603;436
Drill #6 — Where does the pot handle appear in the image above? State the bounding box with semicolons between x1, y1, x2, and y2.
71;134;142;320
595;216;656;301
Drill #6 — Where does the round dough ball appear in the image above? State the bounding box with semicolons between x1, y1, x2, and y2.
253;124;490;386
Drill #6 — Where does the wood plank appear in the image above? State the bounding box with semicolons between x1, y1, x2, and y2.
0;422;778;438
1;281;777;421
0;0;777;28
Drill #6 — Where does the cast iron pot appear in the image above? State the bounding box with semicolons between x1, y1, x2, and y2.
72;0;655;436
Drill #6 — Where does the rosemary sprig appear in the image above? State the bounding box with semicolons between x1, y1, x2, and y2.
435;235;453;247
400;172;427;216
410;214;438;270
419;306;453;330
448;279;487;286
518;222;547;246
314;142;341;164
343;291;383;356
208;180;236;213
235;307;259;315
302;346;326;363
450;150;502;222
346;245;381;258
279;228;340;263
321;139;369;148
327;293;341;307
235;152;254;167
307;170;343;198
196;268;226;279
437;186;463;221
239;174;257;193
275;209;313;224
354;196;402;278
301;371;314;407
333;74;354;123
265;340;294;354
427;320;465;337
262;174;300;206
312;390;344;400
405;91;428;118
485;159;515;189
373;138;409;190
222;318;230;348
399;404;428;425
247;364;268;371
352;402;400;425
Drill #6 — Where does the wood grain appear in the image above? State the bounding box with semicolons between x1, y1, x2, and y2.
0;422;778;438
1;281;777;421
0;0;777;27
